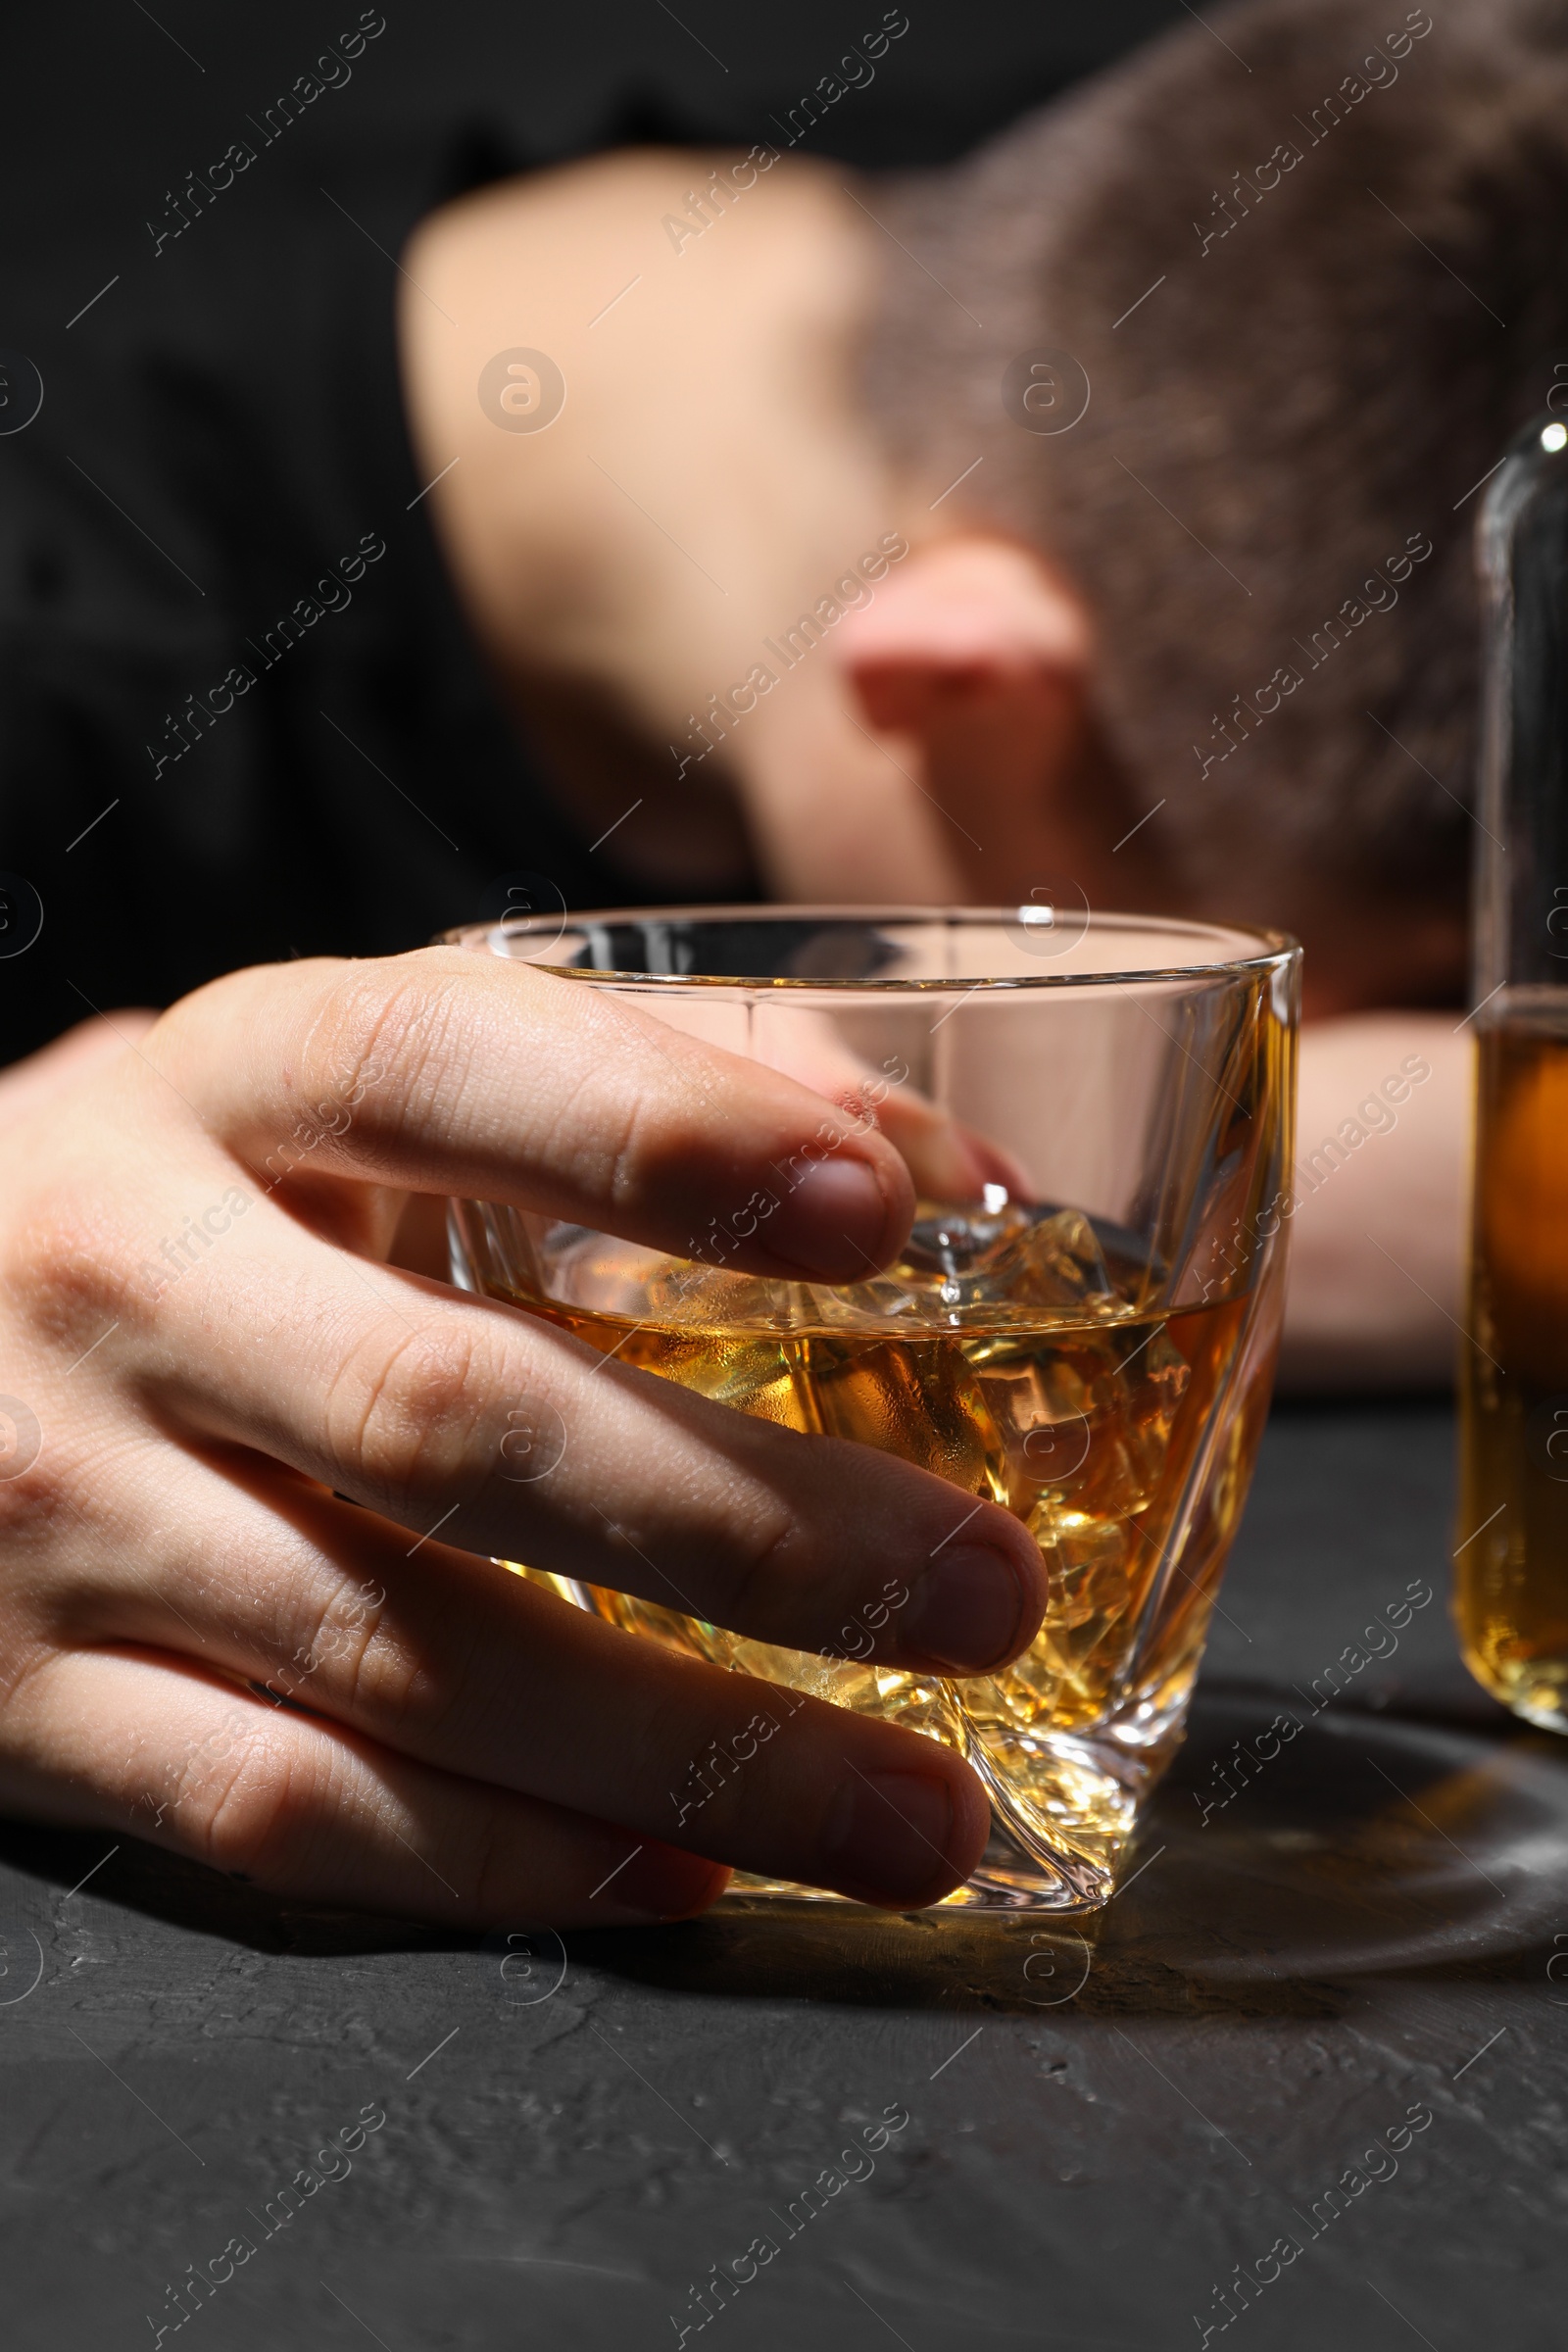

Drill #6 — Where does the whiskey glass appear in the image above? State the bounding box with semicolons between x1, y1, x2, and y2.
445;907;1298;1910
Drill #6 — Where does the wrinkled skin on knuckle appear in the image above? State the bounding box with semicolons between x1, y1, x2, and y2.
677;1413;897;1644
2;1185;135;1353
0;1185;167;1477
185;1719;318;1886
325;1319;497;1512
599;1049;755;1227
341;1597;500;1756
294;958;471;1161
705;1480;828;1643
599;1077;679;1217
0;1446;96;1624
0;1632;60;1723
270;1564;387;1707
571;1399;807;1631
497;978;654;1204
341;1617;437;1741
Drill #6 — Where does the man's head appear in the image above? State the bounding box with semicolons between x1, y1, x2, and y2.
850;0;1568;1002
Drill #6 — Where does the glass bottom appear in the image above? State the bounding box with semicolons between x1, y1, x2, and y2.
498;1561;1200;1915
729;1828;1108;1913
1463;1655;1568;1736
725;1716;1167;1913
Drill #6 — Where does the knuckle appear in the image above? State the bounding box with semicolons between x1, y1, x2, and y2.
596;1080;656;1212
296;962;465;1152
0;1635;57;1720
326;1318;495;1506
0;1448;71;1568
343;1607;466;1744
2;1188;122;1344
333;1572;506;1759
283;1568;385;1698
706;1480;810;1638
594;1024;740;1213
186;1723;316;1886
514;1023;637;1207
653;1683;789;1849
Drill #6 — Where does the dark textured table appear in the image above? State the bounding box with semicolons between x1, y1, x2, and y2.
3;1400;1562;2351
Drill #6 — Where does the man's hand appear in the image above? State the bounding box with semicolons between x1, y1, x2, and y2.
0;952;1046;1924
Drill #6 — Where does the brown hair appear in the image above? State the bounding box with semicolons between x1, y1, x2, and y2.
865;0;1568;956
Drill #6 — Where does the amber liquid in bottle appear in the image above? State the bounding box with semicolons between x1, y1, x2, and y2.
1456;1010;1568;1728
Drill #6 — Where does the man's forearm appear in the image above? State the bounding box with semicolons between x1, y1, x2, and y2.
1275;1013;1469;1391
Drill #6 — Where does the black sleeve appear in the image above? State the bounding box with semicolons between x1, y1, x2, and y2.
0;111;653;1064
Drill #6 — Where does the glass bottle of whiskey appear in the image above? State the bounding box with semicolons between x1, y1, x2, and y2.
1456;414;1568;1727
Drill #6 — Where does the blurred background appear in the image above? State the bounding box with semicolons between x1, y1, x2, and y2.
0;1;1188;1060
4;5;1188;187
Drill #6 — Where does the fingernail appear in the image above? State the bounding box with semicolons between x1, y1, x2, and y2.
903;1544;1028;1671
615;1843;729;1921
819;1769;961;1908
765;1155;890;1280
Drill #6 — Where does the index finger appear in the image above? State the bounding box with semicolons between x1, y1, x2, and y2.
155;950;917;1284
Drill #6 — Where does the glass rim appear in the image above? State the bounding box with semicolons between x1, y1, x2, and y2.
442;904;1300;994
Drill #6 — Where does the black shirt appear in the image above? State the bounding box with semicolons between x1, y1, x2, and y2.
0;83;659;1061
